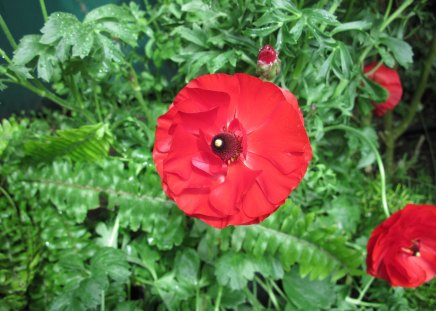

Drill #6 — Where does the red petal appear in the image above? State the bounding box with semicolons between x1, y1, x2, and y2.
209;160;260;216
234;73;285;132
174;87;231;113
153;105;177;176
242;182;276;218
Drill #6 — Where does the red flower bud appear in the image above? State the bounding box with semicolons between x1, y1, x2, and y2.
257;45;280;80
366;204;436;288
364;63;403;117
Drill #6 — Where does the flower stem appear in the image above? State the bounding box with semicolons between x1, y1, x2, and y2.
324;125;390;217
214;286;223;311
380;0;413;32
0;14;17;50
39;0;49;22
393;31;436;140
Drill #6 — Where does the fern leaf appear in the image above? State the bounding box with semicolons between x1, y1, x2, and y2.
8;159;185;250
0;119;21;157
24;123;113;162
231;202;362;281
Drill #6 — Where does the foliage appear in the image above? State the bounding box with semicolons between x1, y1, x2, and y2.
0;0;435;310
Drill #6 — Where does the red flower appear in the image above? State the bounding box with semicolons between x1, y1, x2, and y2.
364;63;403;117
153;73;312;228
366;204;436;288
257;45;280;80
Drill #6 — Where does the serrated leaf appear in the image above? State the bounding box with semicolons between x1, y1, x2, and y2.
0;119;20;157
12;35;45;65
283;268;336;310
40;12;81;45
175;249;200;286
304;8;339;25
90;248;130;283
376;46;395;68
24;123;113;162
215;252;255;290
37;53;55;81
84;4;135;23
380;36;413;68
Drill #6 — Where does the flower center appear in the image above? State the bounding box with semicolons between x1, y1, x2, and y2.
401;240;421;257
211;132;242;164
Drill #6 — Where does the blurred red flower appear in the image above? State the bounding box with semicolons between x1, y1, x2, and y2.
153;73;312;228
364;63;403;117
367;204;436;288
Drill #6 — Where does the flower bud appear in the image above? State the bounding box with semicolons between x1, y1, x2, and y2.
256;44;280;80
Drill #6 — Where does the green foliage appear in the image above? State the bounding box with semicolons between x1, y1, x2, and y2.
24;123;113;162
0;0;435;310
231;202;362;281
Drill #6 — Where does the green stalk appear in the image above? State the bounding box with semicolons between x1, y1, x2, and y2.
380;0;413;31
128;66;153;123
39;0;49;22
214;286;223;311
383;0;393;21
384;111;395;176
393;31;436;140
0;14;17;49
324;125;390;217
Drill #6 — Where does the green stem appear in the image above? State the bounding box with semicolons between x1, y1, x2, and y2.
324;125;390;217
357;277;375;301
100;290;105;311
383;0;393;21
384;111;395;176
393;31;436;140
333;79;349;98
128;66;152;122
39;0;49;22
7;76;73;110
380;0;413;32
214;286;223;311
0;186;19;216
255;276;279;309
345;296;383;308
0;14;17;50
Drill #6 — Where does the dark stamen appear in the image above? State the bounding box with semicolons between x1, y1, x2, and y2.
211;132;242;163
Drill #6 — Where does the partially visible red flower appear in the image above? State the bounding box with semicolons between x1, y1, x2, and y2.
367;204;436;288
257;45;280;80
153;73;312;228
364;63;403;117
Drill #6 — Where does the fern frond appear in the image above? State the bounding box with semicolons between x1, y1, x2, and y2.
24;123;113;162
8;158;185;250
0;118;21;157
231;202;362;281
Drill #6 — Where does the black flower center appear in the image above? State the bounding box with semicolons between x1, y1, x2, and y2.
402;240;421;257
211;132;242;163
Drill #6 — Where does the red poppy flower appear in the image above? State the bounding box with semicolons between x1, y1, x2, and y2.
153;73;312;228
364;63;403;117
366;204;436;288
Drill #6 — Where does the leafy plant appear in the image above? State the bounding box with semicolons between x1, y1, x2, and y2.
0;0;435;310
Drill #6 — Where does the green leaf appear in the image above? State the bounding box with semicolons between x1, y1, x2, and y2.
303;8;339;25
331;20;372;35
215;252;255;290
174;25;208;47
12;35;45;65
40;12;81;45
84;4;135;23
289;18;305;44
244;24;282;37
24;123;113;162
361;75;389;103
376;46;395;68
380;36;413;68
37;53;55;81
90;248;131;283
0;119;20;157
175;249;200;286
231;202;361;280
283;268;336;310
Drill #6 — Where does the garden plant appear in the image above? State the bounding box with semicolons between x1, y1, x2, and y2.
0;0;435;310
